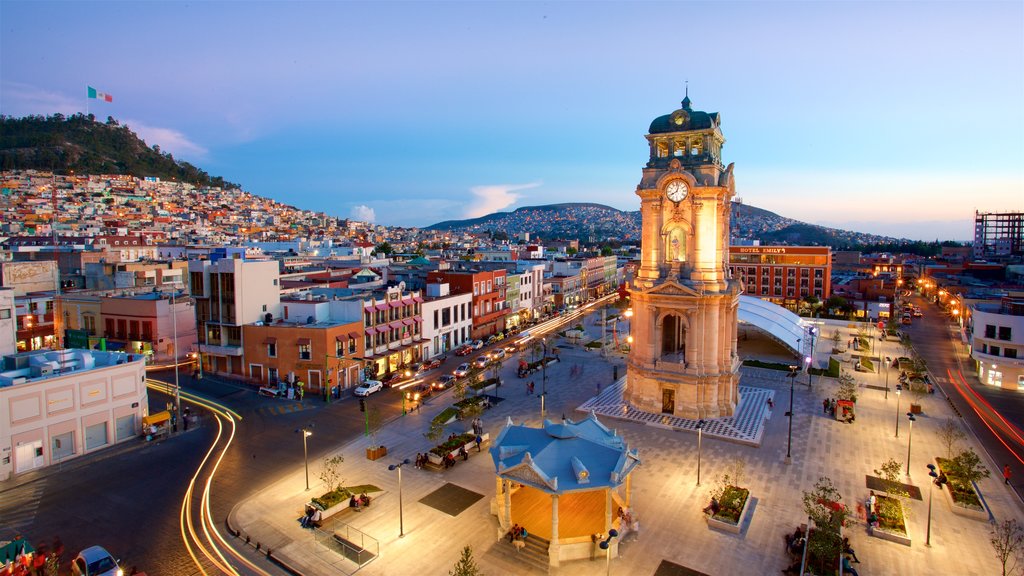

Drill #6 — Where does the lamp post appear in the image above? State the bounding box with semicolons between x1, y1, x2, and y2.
170;291;181;432
884;355;891;400
895;384;902;437
786;365;798;463
806;327;818;388
926;463;939;546
906;412;916;477
696;419;706;486
388;458;412;537
297;425;314;491
598;529;619;576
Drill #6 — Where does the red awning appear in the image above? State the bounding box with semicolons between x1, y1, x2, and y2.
297;338;311;345
375;303;389;311
390;300;403;309
388;321;403;330
412;296;424;303
412;315;422;322
402;318;414;326
364;328;376;336
349;331;362;339
262;337;277;345
363;306;374;313
401;297;414;306
376;326;390;334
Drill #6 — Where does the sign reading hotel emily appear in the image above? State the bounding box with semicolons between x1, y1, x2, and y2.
738;247;787;254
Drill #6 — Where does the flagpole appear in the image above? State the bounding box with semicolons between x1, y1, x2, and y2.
85;86;89;118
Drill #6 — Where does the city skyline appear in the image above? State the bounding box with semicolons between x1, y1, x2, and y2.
1;1;1021;241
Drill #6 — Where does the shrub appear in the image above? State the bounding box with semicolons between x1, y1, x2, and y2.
585;340;604;349
429;433;476;457
469;377;499;391
432;407;459;427
742;359;796;372
713;486;749;524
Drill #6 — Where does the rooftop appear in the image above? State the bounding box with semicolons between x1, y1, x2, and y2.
0;349;144;388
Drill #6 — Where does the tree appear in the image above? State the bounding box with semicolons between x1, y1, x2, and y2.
712;457;746;501
600;246;614;256
948;448;991;486
874;458;909;526
824;296;849;316
374;242;394;256
936;418;967;459
425;418;446;445
991;519;1024;576
318;454;345;494
830;329;842;351
566;247;578;256
836;370;858;403
449;545;483;576
367;406;384;448
802;477;847;574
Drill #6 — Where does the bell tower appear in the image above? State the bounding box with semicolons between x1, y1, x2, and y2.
624;94;742;419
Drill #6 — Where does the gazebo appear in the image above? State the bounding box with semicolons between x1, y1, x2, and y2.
490;412;641;566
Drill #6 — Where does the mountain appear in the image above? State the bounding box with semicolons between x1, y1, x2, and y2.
0;113;238;189
427;201;908;248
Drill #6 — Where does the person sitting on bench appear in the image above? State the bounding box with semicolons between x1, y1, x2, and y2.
350;494;362;511
359;492;371;507
702;497;720;516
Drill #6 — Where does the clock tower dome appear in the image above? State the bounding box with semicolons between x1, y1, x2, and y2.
624;95;742;419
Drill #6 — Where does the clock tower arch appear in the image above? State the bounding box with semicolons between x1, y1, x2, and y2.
625;95;742;419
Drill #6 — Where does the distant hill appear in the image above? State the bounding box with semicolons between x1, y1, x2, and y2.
0;113;238;189
427;201;907;248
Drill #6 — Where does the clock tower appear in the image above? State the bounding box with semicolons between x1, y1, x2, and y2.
624;94;742;419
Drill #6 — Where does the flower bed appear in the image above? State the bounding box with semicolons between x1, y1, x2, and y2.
869;495;911;546
312;483;382;518
469;378;499;392
585;340;604;349
707;486;751;534
426;432;487;466
935;457;987;520
431;407;459;427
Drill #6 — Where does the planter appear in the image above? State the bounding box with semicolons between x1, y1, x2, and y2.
316;497;351;520
426;433;489;466
935;458;988;521
707;486;751;534
869;497;911;547
909;403;922;415
366;446;388;461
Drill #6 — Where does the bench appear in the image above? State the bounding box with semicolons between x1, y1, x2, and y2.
259;386;281;398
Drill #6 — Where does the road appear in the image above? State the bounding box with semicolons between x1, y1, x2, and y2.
902;292;1024;498
1;295;621;573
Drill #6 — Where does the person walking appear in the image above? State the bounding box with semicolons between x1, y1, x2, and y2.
1005;464;1012;485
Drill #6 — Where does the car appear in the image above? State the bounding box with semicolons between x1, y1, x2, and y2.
504;343;519;353
489;349;506;361
901;315;912;325
455;346;473;356
434;375;456;389
423;358;442;370
473;356;489;369
912;310;923;317
405;383;434;402
72;546;122;576
469;340;484;350
354;380;384;396
453;363;471;378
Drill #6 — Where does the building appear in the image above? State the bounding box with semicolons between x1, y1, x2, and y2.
969;292;1024;390
420;283;473;357
189;257;282;378
728;245;832;309
625;94;742;419
99;292;198;361
427;269;508;340
0;349;148;480
0;289;15;356
974;211;1024;261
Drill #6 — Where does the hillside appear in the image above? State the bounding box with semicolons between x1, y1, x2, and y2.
427;201;906;248
0;113;238;189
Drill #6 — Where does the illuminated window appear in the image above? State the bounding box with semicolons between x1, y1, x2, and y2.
656;141;669;158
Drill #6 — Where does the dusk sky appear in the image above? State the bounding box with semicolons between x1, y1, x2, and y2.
2;1;1021;241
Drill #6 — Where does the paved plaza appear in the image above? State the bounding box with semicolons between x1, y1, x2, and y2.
231;319;1023;575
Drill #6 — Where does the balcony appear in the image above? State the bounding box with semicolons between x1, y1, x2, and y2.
972;349;1024;368
200;343;244;357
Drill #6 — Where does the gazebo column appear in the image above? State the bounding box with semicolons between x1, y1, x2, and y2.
626;473;632;507
605;488;613;531
549;494;560;567
503;478;512;527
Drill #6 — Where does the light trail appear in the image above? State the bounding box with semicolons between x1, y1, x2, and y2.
946;368;1024;466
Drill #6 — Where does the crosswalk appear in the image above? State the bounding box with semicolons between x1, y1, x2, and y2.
254;402;315;417
0;480;45;534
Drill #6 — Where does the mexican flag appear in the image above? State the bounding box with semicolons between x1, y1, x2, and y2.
87;86;113;102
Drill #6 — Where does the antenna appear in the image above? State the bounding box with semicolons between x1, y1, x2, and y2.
685;80;688;98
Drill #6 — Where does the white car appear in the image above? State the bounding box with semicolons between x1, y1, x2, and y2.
354;380;384;396
453;363;471;378
473;356;489;369
470;340;484;350
73;546;122;576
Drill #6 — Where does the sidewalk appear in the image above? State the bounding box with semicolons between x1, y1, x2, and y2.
229;324;1023;575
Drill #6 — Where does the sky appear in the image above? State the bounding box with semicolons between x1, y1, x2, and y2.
2;1;1022;241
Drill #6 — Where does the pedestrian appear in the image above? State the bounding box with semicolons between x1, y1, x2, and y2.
868;490;876;514
1005;464;1012;485
823;398;829;414
459;445;469;461
842;537;860;563
475;434;483;452
182;412;189;431
767;397;774;410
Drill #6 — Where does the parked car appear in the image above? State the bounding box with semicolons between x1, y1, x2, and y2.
72;546;122;576
453;363;471;378
489;349;507;361
473;356;489;369
455;346;473;356
405;383;434;402
469;340;484;350
422;358;442;371
434;375;456;390
354;380;384;396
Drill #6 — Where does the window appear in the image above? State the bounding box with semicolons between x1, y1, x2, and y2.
990;346;1001;357
273;279;279;286
985;325;996;338
299;342;311;360
1006;348;1018;359
268;343;277;357
434;310;439;327
0;309;9;319
442;307;451;326
999;326;1012;341
336;340;345;357
656;140;669;158
349;337;356;354
263;304;268;312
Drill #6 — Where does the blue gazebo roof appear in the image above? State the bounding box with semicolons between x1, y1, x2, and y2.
490;412;640;494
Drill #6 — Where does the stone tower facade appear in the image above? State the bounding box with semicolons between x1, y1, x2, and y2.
624;95;742;419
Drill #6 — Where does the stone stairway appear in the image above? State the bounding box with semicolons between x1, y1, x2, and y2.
485;534;551;574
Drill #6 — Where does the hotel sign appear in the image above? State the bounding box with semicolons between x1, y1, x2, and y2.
738;247;787;254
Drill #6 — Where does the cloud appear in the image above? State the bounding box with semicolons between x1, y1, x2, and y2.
350;205;376;223
0;81;81;116
122;118;208;161
464;182;541;219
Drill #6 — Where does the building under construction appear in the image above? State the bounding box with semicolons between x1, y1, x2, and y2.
973;211;1024;261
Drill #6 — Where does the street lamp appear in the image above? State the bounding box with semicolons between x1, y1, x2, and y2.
786;365;798;463
895;384;902;438
906;412;916;476
170;291;182;432
884;355;891;400
388;458;412;538
926;463;941;546
598;529;619;576
696;419;706;486
297;424;314;491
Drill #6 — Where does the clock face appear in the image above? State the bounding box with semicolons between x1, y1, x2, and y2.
666;180;688;202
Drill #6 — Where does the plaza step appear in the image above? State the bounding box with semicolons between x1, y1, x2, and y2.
486;533;550;574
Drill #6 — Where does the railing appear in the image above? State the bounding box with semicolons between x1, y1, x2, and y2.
313;521;378;569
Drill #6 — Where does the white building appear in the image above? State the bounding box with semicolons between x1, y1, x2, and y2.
421;283;473;357
0;289;15;356
0;350;148;480
970;293;1024;390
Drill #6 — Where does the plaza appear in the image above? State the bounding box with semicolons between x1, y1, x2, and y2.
230;312;1020;575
